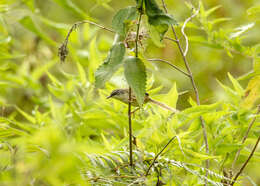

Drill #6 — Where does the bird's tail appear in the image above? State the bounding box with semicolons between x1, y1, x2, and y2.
148;98;179;113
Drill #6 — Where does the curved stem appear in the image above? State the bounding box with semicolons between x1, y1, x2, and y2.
232;105;260;170
147;58;190;77
161;1;209;185
230;135;260;186
145;136;176;176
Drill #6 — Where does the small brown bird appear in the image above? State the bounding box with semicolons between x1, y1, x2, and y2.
107;89;178;113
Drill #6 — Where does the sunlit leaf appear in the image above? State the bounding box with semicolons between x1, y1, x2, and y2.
95;43;125;88
241;75;260;109
230;23;255;39
112;6;138;37
228;73;244;97
124;57;146;106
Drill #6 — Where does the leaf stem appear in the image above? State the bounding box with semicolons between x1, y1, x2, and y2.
135;2;144;57
59;20;115;62
128;0;144;167
230;134;260;186
161;1;209;185
147;58;190;77
232;105;260;170
145;136;176;176
128;87;133;167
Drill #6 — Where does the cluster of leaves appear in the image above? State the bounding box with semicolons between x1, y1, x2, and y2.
95;0;177;105
0;0;259;185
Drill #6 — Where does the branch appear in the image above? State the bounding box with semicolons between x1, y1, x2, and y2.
161;1;209;185
232;105;260;169
145;136;176;176
181;5;200;57
164;36;178;43
128;0;144;167
147;58;190;77
58;20;115;62
230;135;260;186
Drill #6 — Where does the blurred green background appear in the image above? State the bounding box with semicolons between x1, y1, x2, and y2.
1;0;260;111
0;0;259;185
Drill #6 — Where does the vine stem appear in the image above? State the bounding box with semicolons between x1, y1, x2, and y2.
232;105;260;170
128;87;133;166
128;0;144;167
59;20;115;62
230;134;260;186
147;58;190;77
145;136;176;176
161;1;209;185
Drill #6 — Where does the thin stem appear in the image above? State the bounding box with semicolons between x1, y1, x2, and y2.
147;58;190;77
79;20;115;33
230;135;260;186
145;136;176;176
127;0;144;167
59;20;115;62
135;5;143;57
128;87;133;166
161;1;209;185
164;36;178;43
232;105;260;170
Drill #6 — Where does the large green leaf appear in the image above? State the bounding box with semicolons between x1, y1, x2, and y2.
112;6;138;37
144;0;177;42
95;43;125;88
124;57;146;106
144;0;177;26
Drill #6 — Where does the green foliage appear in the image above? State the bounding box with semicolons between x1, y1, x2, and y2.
112;6;138;37
95;42;125;88
124;57;147;105
0;0;260;185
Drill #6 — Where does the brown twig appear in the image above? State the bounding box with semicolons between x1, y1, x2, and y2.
127;0;144;167
161;1;210;185
147;58;190;77
145;136;176;176
230;135;260;186
58;20;115;62
128;86;133;166
164;36;178;43
232;105;260;170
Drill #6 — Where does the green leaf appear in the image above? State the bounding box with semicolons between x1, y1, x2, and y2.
241;75;260;109
134;0;143;8
205;5;222;17
148;24;166;47
76;62;87;85
52;0;92;20
124;57;147;106
112;6;138;37
144;0;177;26
182;102;221;115
230;23;255;39
95;43;125;88
254;57;260;73
227;73;244;97
247;5;260;16
16;107;36;124
19;16;57;46
144;0;177;41
22;0;35;11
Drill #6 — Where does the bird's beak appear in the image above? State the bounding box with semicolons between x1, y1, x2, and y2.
106;95;112;99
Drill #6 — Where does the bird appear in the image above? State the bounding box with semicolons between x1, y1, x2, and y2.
107;89;178;113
